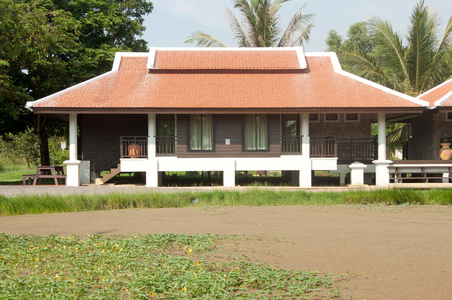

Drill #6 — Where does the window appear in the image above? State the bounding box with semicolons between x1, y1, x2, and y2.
324;113;339;122
345;113;359;122
309;113;319;122
446;112;452;122
157;114;175;136
189;114;213;151
281;114;300;153
157;115;176;154
244;114;268;151
281;114;299;136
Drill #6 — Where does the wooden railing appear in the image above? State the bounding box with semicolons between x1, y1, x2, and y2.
337;139;377;162
120;136;148;159
310;136;337;157
281;135;302;154
156;136;177;155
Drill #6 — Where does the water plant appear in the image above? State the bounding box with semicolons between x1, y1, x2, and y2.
0;233;341;298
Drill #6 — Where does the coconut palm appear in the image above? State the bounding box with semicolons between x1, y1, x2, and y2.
185;0;314;47
340;0;451;95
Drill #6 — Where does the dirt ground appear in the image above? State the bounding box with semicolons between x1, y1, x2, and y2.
1;204;451;299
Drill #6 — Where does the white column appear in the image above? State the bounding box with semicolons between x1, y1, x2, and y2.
223;159;236;187
64;113;81;186
146;113;158;187
300;113;310;157
378;113;386;161
299;113;312;188
373;113;392;187
148;113;156;159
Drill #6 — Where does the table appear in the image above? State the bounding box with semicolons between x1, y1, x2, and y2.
22;166;66;185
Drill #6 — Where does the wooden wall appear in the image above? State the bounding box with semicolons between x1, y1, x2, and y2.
176;114;281;158
79;114;147;161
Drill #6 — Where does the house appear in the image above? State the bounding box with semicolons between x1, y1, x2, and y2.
26;47;429;187
408;78;452;160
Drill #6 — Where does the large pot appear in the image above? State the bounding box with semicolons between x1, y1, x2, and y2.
439;142;452;160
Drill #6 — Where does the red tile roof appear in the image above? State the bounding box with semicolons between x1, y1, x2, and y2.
30;48;426;112
418;78;452;107
154;50;301;70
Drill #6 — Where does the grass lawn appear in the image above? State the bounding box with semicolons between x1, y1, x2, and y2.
1;189;452;217
0;160;31;185
0;233;342;299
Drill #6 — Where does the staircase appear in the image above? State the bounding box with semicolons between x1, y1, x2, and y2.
95;164;121;184
93;146;121;184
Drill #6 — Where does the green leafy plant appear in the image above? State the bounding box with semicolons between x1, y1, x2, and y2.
0;233;341;299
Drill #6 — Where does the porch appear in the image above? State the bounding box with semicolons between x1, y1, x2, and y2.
70;113;400;188
118;135;376;161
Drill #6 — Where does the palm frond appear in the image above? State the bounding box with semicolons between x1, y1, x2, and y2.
233;0;258;46
184;31;226;47
405;0;439;93
225;7;252;47
419;16;452;92
278;3;314;47
288;21;314;47
387;123;408;158
367;17;408;83
339;52;397;90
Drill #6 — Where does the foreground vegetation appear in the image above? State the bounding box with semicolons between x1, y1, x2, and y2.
0;233;341;299
1;189;451;216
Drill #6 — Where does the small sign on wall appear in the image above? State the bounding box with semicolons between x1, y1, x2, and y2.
225;139;231;145
61;141;67;149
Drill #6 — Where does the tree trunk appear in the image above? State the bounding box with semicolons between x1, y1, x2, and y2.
34;115;51;166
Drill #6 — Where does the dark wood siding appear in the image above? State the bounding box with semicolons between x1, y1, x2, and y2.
79;114;147;161
177;114;280;158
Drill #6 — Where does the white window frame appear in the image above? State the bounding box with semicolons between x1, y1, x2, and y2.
324;113;340;123
344;113;360;123
445;112;452;122
309;113;320;123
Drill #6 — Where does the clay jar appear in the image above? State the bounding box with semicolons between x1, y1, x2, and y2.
439;142;452;160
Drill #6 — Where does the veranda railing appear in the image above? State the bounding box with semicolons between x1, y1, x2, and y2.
337;139;377;162
120;136;148;158
156;136;177;155
310;136;337;157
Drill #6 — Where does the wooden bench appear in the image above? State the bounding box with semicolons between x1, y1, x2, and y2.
34;174;67;185
389;166;452;183
22;174;37;185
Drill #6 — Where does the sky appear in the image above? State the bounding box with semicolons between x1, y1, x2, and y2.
141;0;452;52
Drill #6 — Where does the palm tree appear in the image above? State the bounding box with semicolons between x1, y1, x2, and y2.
337;1;451;158
340;0;451;95
185;0;314;47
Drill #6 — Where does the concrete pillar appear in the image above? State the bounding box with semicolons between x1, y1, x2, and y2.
349;161;367;185
146;113;158;187
443;173;450;184
377;113;386;161
148;113;156;159
146;160;159;187
373;113;391;187
300;113;310;157
299;113;312;188
339;172;346;186
223;159;236;187
64;113;81;186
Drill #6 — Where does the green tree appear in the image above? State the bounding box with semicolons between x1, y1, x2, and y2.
185;0;314;47
339;1;451;94
327;1;451;157
0;0;153;165
325;30;342;52
0;128;40;168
